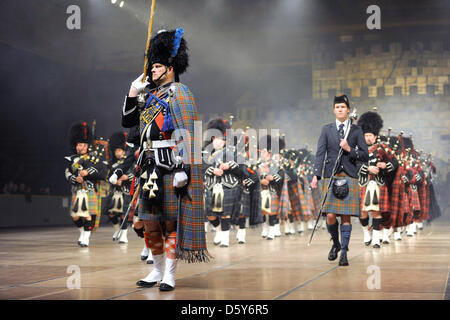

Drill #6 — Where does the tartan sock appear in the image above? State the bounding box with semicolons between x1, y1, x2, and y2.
145;231;164;255
340;224;352;253
359;217;369;227
165;231;177;259
372;218;382;231
238;217;246;229
268;215;277;226
73;218;84;228
221;217;231;231
326;222;340;247
209;217;220;228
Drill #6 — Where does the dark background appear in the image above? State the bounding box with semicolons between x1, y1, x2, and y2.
0;0;449;197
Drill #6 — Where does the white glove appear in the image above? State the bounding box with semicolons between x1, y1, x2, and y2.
173;171;188;188
109;173;118;185
131;73;150;93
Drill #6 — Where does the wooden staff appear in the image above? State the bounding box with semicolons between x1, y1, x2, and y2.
142;0;157;82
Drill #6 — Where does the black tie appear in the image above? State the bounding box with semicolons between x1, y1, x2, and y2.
338;124;345;139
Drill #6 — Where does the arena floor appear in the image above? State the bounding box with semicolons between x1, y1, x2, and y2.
0;219;449;300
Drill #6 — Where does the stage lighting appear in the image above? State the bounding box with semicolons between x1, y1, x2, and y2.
119;1;124;8
111;0;117;4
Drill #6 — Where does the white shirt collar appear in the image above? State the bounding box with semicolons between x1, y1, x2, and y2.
336;118;349;129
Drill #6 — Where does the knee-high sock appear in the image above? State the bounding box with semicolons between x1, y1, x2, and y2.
326;222;340;247
372;218;382;231
220;217;231;231
288;214;294;223
209;217;220;228
340;224;352;253
268;215;277;226
165;231;177;259
120;217;128;229
110;215;119;225
359;217;369;227
145;231;164;256
238;217;246;229
83;217;94;232
73;218;84;228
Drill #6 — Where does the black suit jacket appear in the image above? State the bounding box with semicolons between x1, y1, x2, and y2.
313;122;369;179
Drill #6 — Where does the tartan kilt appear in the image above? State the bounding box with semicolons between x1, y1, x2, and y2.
70;189;100;218
408;186;421;212
311;184;323;216
102;191;132;216
321;173;360;217
303;183;316;217
359;182;391;214
394;189;411;227
418;184;430;221
287;182;302;219
270;190;280;216
298;184;312;221
240;189;251;218
205;185;242;217
130;194;139;220
390;172;402;227
138;172;179;222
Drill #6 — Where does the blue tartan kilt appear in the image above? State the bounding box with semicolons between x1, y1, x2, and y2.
322;173;361;217
138;171;179;222
239;189;251;218
205;185;242;217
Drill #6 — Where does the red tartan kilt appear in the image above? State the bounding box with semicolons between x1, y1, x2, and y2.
408;187;421;212
270;191;280;216
287;183;302;218
359;183;391;214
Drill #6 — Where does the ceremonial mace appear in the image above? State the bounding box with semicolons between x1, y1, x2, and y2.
142;0;157;83
113;0;156;241
307;107;358;246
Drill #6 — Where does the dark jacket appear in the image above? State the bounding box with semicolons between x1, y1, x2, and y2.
313;122;369;179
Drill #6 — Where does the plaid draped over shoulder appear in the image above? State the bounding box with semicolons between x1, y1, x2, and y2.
169;83;210;263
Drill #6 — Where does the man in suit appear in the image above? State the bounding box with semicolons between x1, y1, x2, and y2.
311;95;369;266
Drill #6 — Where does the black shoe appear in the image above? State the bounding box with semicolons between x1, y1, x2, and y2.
146;259;154;264
141;255;148;261
159;283;174;291
338;253;349;266
77;241;81;246
364;240;372;246
328;243;341;261
382;241;390;244
136;280;157;288
373;244;381;249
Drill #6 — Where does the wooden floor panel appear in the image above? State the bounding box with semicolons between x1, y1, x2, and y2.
0;220;449;300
